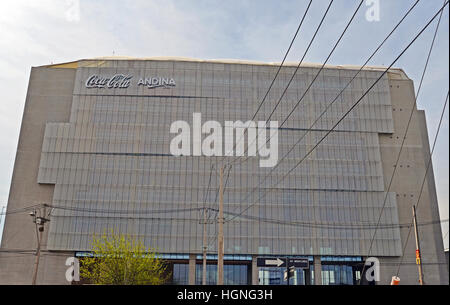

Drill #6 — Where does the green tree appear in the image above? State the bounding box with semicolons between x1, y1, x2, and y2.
80;231;170;285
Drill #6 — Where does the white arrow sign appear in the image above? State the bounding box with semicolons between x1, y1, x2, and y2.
265;258;284;267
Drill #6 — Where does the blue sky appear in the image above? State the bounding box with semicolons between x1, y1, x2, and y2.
0;0;448;247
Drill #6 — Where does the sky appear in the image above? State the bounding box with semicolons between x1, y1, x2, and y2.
0;0;448;248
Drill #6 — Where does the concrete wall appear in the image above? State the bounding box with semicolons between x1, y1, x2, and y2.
377;77;448;285
0;66;76;284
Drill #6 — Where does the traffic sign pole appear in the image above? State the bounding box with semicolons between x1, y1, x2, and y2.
286;257;289;286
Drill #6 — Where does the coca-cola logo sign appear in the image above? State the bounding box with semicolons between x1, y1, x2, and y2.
85;74;132;89
85;74;176;89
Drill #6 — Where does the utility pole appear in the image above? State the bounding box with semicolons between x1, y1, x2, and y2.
30;205;50;285
412;205;424;285
202;207;208;285
32;224;42;285
217;166;224;285
202;164;215;285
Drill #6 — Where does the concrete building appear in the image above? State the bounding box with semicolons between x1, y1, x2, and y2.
0;57;447;285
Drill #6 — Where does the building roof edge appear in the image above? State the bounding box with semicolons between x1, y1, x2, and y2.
38;56;411;79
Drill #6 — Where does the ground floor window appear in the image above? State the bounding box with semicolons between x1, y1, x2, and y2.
258;265;314;285
168;255;365;285
195;264;249;285
170;262;249;285
321;256;364;285
172;263;189;285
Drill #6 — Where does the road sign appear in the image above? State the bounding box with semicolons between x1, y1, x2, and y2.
284;266;296;281
257;257;310;269
289;258;309;269
257;257;286;267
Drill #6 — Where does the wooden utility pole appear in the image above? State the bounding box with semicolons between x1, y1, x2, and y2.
202;208;208;285
32;223;42;285
31;206;49;285
217;166;224;285
412;205;424;285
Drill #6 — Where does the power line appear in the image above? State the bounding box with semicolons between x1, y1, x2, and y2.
0;203;47;216
220;0;314;161
18;205;447;230
0;204;207;216
0;250;447;267
206;165;232;248
227;0;335;166
2;201;447;229
228;0;363;167
226;1;449;225
357;0;447;283
233;0;422;172
185;0;423;251
223;0;422;221
247;0;313;123
202;164;214;208
211;166;232;212
354;260;448;266
212;165;232;218
394;2;449;279
395;92;449;281
200;163;215;224
382;262;448;266
202;214;448;253
276;0;364;128
223;212;448;230
392;0;448;276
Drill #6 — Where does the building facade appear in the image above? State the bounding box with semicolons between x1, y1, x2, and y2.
0;57;447;285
